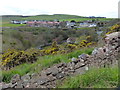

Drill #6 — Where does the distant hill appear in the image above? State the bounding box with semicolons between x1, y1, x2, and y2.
1;14;82;22
1;14;112;22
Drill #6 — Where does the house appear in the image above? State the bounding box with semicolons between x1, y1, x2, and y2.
27;21;60;28
79;21;97;27
89;23;97;27
66;21;76;28
11;20;28;24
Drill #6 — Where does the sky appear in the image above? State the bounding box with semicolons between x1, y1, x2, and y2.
0;0;119;18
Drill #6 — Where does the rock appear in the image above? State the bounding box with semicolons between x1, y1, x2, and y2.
105;32;119;44
74;66;86;75
71;57;77;62
56;73;65;79
1;83;9;89
75;62;86;69
48;75;56;81
78;54;89;60
11;74;21;84
15;80;24;88
31;73;39;79
41;70;48;77
9;82;17;88
79;58;84;62
0;82;12;89
23;82;31;88
21;74;31;82
28;83;38;88
92;48;99;56
57;63;65;68
67;62;75;70
50;66;59;76
45;68;52;75
37;77;49;85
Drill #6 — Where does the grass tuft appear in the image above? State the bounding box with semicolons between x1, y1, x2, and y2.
58;66;118;88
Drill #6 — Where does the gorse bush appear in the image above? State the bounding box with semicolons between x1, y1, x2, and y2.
106;24;120;35
1;38;95;70
1;48;40;70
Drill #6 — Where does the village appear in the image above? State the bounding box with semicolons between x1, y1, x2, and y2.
10;19;108;29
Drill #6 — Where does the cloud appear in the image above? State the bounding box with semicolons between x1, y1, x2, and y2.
0;0;119;18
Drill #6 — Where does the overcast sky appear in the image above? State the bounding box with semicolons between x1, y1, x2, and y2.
0;0;119;18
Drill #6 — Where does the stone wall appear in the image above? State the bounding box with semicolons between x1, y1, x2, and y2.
1;32;119;89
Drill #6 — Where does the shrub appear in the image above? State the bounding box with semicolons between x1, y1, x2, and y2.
106;24;120;34
1;48;40;70
66;44;77;50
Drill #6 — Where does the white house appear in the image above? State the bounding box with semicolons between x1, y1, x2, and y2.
66;21;76;28
89;23;97;27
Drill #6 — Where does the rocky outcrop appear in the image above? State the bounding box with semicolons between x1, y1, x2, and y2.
89;32;119;68
1;32;119;89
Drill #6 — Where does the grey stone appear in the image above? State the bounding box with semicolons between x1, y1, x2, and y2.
15;82;24;88
2;84;9;89
1;82;13;89
57;63;65;68
56;73;65;79
37;77;49;85
67;62;75;70
11;74;21;84
31;73;39;79
78;54;89;60
21;74;31;82
51;66;59;76
9;82;17;88
75;66;86;75
71;57;77;61
68;69;75;73
48;75;56;81
75;62;86;69
46;68;52;75
26;83;38;88
41;70;47;77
